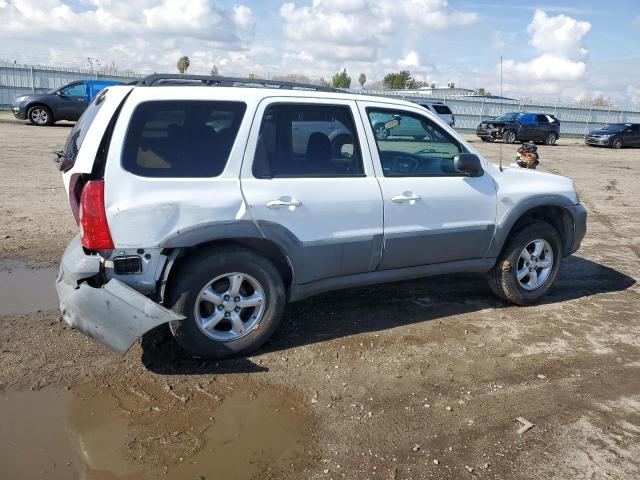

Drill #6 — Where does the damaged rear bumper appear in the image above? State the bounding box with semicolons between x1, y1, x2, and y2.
55;235;184;355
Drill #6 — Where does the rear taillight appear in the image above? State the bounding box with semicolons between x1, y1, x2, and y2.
79;179;114;250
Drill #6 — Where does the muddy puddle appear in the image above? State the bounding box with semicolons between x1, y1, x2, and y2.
0;261;58;315
0;383;312;479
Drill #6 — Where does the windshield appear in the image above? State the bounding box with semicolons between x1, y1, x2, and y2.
493;113;521;121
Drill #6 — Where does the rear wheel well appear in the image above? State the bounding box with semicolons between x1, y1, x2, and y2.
165;238;293;296
504;206;572;255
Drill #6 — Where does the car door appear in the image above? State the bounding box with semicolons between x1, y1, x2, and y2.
517;113;538;141
627;124;640;146
358;101;497;270
535;114;551;141
240;98;384;284
54;82;88;120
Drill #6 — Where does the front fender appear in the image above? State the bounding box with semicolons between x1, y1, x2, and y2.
486;195;582;258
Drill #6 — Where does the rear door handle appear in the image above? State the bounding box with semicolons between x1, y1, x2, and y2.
391;192;421;203
266;198;302;209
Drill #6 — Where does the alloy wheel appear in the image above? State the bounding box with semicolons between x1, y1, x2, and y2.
194;272;266;341
30;108;48;125
516;239;554;291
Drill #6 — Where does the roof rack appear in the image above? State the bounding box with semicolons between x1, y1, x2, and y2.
136;74;340;93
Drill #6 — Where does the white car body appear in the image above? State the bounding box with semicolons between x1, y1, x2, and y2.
56;78;586;355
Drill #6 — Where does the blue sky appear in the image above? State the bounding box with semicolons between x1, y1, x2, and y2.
0;0;638;104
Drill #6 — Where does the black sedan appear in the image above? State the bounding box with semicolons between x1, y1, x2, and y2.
585;123;640;149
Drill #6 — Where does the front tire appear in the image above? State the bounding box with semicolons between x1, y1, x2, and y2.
374;123;389;141
167;246;286;359
503;130;517;144
487;222;563;305
27;105;53;126
611;137;623;149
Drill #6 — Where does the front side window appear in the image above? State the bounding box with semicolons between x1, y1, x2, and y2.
367;108;464;177
494;113;521;122
122;100;246;178
60;83;85;96
252;104;363;178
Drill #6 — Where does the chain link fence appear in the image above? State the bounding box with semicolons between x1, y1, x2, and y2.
357;89;640;136
2;62;639;137
0;62;142;108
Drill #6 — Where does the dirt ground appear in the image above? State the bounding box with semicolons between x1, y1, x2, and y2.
1;112;639;480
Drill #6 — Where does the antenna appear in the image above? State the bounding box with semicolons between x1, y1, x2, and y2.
499;55;503;172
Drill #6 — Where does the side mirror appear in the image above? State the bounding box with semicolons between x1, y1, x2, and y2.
56;90;64;96
454;153;484;177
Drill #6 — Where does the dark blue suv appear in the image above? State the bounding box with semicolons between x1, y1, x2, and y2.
476;112;560;145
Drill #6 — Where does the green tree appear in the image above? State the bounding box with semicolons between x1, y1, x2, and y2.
358;73;367;88
331;68;351;89
383;70;414;89
177;56;190;74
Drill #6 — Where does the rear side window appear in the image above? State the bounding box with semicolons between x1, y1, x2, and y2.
252;103;363;178
122;100;246;178
62;89;108;168
433;105;453;115
536;114;549;123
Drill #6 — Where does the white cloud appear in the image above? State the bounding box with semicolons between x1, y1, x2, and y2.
398;51;420;69
280;0;478;63
502;9;591;96
0;0;253;43
527;9;590;59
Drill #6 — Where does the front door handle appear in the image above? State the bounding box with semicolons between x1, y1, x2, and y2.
266;198;302;209
391;192;421;204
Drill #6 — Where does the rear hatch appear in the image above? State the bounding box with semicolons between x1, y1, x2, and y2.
430;104;455;126
60;85;133;191
59;85;133;221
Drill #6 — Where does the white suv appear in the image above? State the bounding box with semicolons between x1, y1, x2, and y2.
55;74;586;359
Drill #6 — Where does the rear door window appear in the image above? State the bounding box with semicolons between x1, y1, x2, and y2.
536;114;549;123
122;100;246;177
252;104;363;178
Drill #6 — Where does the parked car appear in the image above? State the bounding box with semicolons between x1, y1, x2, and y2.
412;100;455;126
476;112;560;145
55;74;586;359
585;123;640;149
12;79;123;126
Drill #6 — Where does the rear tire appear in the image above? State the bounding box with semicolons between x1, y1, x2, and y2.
166;246;286;359
487;222;563;305
27;105;53;126
545;132;557;145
